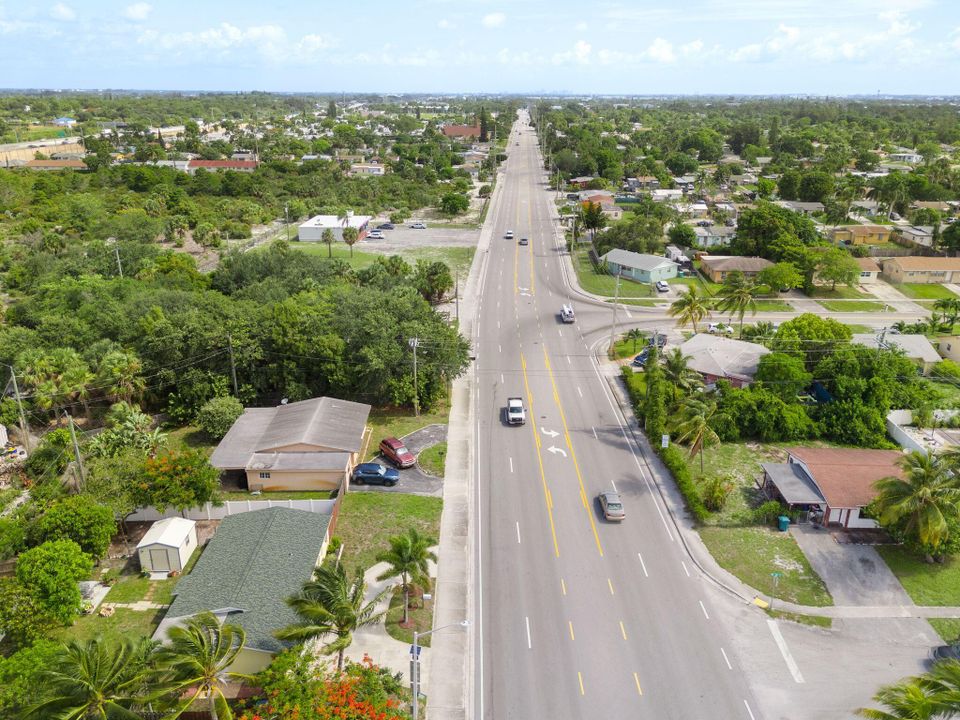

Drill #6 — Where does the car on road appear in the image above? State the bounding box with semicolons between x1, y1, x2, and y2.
506;397;526;425
410;222;427;229
632;350;650;367
505;230;514;239
708;322;734;335
379;437;416;468
655;280;670;293
560;304;575;323
377;222;395;230
519;237;529;245
367;230;384;240
598;491;625;521
352;462;399;486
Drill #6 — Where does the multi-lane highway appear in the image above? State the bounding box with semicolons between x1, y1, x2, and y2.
471;111;764;719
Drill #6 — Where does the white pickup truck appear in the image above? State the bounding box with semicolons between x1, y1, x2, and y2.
506;397;526;425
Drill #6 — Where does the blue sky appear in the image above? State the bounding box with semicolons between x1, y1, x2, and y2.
1;0;959;94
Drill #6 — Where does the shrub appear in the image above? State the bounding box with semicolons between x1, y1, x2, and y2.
752;500;785;526
196;395;244;439
620;366;646;421
16;539;93;623
934;360;960;380
700;475;734;512
659;445;710;523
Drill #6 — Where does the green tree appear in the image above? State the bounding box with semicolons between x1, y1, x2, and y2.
777;169;801;200
757;262;803;292
156;611;250;720
196;396;244;439
0;579;56;649
26;637;158;720
327;100;337;118
661;347;702;404
580;201;606;240
439;192;469;216
137;448;220;513
857;675;942;719
0;640;60;718
322;227;335;258
668;285;711;333
644;346;667;441
479;106;489;142
33;495;115;561
624;328;644;353
716;271;757;338
798;171;835;203
667;223;696;247
934;298;960;329
375;527;437;625
755;352;812;401
756;177;776;199
276;563;389;671
673;397;720;474
816;247;860;290
873;452;960;557
342;226;359;257
95;350;145;404
16;540;93;624
412;260;453;303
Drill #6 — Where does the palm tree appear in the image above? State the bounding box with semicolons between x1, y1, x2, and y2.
873;452;960;557
716;271;757;338
921;659;960;715
376;528;437;625
155;611;250;720
668;285;711;334
342;226;360;257
624;328;644;353
275;563;389;671
96;350;145;404
661;347;702;404
673;397;720;474
27;637;158;720
742;320;777;347
857;676;942;719
321;228;335;258
934;298;960;330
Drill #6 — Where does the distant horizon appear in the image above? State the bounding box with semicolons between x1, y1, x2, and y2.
2;1;959;95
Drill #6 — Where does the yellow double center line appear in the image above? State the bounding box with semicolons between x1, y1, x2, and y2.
520;352;560;557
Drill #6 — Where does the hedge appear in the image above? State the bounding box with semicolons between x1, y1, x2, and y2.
658;445;711;523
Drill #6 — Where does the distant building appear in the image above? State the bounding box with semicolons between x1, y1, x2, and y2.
852;333;941;375
776;200;824;216
297;212;372;242
441;124;482;140
186;159;259;174
23;158;86;171
349;163;386;176
888;151;922;164
53;117;76;127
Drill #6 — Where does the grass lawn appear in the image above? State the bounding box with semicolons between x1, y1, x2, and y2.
766;608;833;628
611;334;651;360
844;324;878;333
608;298;664;307
930;618;960;643
807;285;872;300
366;398;451;459
53;608;166;644
417;441;447;476
164;425;216;457
895;283;960;300
818;300;891;313
699;526;833;606
750;300;793;312
877;546;960;606
926;380;960;409
671;274;722;296
104;574;179;604
334;493;443;576
0;486;22;513
570;247;654;298
289;240;381;269
384;586;436;647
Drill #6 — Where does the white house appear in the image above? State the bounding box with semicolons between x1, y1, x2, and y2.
137;518;198;575
298;212;372;242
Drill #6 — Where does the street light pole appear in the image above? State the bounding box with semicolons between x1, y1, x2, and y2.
409;337;420;417
410;620;469;720
608;272;621;356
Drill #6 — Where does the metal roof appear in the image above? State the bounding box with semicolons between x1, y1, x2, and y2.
601;249;678;272
761;463;825;505
247;451;350;472
136;517;196;549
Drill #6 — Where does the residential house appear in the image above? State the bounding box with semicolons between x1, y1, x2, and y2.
776;200;824;216
880;256;960;284
349;163;386;176
939;337;960;364
677;334;771;388
155;507;330;674
23;158;86;171
678;202;709;219
599;249;678;283
651;188;683;203
137;518;198;575
760;447;904;528
699;255;773;283
569;176;599;189
577;189;614;205
598;202;623;221
888;150;922;164
298;212;372;242
854;257;881;283
53;116;77;127
209;396;371;491
911;200;953;214
624;176;660;192
441;124;482;140
665;245;691;266
186;159;259;174
852;333;941;375
830;224;895;245
887;409;960;456
693;225;737;249
899;226;935;247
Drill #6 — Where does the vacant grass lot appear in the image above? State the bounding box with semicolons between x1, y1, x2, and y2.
877;546;960;606
807;285;873;300
164;425;216;457
571;247;654;298
818;300;891;313
927;380;960;409
895;283;960;300
700;526;833;606
335;493;443;576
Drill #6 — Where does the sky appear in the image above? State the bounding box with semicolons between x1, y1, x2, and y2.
1;0;959;95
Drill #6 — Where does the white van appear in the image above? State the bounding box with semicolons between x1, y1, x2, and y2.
560;304;576;323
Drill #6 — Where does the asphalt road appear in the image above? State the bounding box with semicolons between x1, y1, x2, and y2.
474;112;762;719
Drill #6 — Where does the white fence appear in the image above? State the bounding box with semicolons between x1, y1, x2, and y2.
125;498;337;522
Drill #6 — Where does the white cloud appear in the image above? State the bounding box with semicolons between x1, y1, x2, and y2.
644;37;675;63
438;18;454;29
50;3;75;21
575;21;588;31
552;40;591;65
137;23;338;65
481;12;505;28
124;3;152;21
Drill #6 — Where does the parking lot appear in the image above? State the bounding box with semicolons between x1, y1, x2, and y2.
361;224;480;254
350;424;447;497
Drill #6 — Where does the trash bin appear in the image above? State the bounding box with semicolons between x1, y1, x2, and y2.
777;515;790;532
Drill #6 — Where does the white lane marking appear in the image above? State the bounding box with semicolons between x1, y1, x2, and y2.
499;344;502;354
525;616;532;649
744;700;757;720
501;373;504;384
699;601;710;620
497;320;501;329
558;328;563;337
721;647;733;670
592;426;598;439
516;521;521;544
625;308;633;319
681;560;691;577
509;457;514;473
767;620;805;683
576;386;583;398
610;480;618;492
637;553;649;577
549;290;553;297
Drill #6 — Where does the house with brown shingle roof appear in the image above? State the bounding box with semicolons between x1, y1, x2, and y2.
24;158;87;170
698;255;773;283
880;256;960;284
854;257;880;283
761;447;903;528
441;124;482;140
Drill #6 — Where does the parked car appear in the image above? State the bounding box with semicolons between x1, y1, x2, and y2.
632;350;650;367
352;463;399;486
379;437;416;468
410;222;427;229
655;280;670;293
696;220;712;227
725;218;736;227
377;222;395;230
648;333;666;348
708;322;734;335
519;237;529;245
367;230;384;240
931;645;960;662
598;491;625;521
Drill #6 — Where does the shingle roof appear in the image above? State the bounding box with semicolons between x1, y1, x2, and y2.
247;452;351;472
854;257;880;272
787;447;903;508
883;256;960;271
699;256;773;273
157;508;329;654
852;333;941;365
679;334;771;382
601;249;678;272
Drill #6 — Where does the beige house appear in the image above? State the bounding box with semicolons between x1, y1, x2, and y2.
699;256;773;283
830;225;895;245
939;337;960;364
854;257;880;283
210;396;370;491
880;257;960;284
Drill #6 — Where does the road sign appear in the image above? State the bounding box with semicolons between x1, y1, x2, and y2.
409;645;422;657
661;434;669;448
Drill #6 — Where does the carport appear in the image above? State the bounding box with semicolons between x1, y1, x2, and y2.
760;462;825;521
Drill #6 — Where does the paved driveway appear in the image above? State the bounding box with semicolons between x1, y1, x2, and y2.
790;524;913;606
352;424;448;497
863;281;926;313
